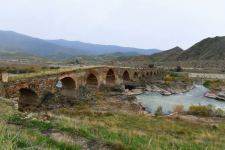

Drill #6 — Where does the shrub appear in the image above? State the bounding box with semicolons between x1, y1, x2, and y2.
7;67;35;74
203;80;225;91
163;74;174;82
175;66;183;72
173;105;184;113
188;105;225;117
188;105;211;116
155;106;163;116
213;108;225;117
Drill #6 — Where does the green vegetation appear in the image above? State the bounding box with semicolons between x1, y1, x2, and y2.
188;105;225;117
154;106;163;116
163;73;192;86
1;94;225;149
6;67;35;74
0;99;81;150
8;65;107;81
203;80;225;91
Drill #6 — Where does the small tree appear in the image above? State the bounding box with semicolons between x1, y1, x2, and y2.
155;106;163;116
148;64;155;68
176;66;183;72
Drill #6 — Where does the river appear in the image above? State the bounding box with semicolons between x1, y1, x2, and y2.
136;85;225;114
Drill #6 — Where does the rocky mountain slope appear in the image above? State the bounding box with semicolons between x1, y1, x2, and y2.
147;46;183;62
178;36;225;61
124;36;225;63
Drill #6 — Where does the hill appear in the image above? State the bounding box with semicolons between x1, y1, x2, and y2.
0;30;160;59
0;31;84;57
121;36;225;65
178;36;225;61
47;39;160;55
147;46;183;62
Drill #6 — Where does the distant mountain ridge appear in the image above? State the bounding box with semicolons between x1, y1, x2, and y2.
0;30;160;59
0;31;84;57
47;39;160;55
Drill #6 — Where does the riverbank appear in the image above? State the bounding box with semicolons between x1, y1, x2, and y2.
203;80;225;101
123;84;194;96
1;93;225;150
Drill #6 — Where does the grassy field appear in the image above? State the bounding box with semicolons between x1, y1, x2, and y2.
1;95;225;150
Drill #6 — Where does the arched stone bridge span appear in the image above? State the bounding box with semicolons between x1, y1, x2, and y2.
0;66;163;110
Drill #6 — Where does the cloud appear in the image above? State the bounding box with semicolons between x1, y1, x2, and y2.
0;0;225;50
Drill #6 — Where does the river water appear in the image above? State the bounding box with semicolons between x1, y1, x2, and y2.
136;85;225;114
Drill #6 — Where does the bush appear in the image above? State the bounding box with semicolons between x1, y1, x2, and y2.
163;74;175;82
203;80;225;91
173;105;184;113
188;105;211;116
175;66;183;72
213;108;225;117
155;106;163;116
7;67;35;74
188;105;225;117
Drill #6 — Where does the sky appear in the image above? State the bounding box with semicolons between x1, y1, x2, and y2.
0;0;225;50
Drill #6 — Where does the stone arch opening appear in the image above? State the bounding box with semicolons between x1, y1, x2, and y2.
146;72;149;76
106;69;116;85
57;77;76;97
133;72;138;78
61;77;76;89
123;70;130;81
19;88;39;111
87;73;98;88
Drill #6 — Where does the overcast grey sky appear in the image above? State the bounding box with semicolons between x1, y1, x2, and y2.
0;0;225;50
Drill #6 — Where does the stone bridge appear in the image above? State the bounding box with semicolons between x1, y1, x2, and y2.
0;66;162;111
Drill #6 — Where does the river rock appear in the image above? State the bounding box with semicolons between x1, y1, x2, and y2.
123;89;143;96
205;92;225;101
131;89;144;95
145;85;152;92
152;85;162;92
161;90;172;96
205;92;218;99
216;92;225;101
218;92;225;98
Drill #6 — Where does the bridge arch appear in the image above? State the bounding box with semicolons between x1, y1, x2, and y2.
86;73;98;88
60;77;76;89
57;77;76;97
106;69;116;85
142;73;145;78
122;70;130;81
133;72;138;79
18;88;39;111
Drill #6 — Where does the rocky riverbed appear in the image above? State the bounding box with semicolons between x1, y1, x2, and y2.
205;91;225;101
123;84;194;96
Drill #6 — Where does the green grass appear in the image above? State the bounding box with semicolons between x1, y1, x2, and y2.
50;100;225;150
8;65;109;81
1;96;225;149
0;99;81;150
